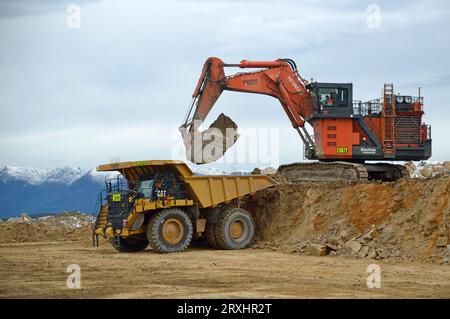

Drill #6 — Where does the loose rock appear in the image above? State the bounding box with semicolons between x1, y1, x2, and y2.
345;240;362;253
307;244;328;256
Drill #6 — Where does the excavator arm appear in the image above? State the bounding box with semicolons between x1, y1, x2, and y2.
180;57;316;164
182;57;314;130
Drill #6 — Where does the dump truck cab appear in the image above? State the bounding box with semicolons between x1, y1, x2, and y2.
93;160;277;253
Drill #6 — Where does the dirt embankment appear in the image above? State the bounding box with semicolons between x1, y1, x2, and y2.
243;175;450;264
0;213;92;243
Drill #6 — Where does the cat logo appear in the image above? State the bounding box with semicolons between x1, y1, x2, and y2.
112;194;121;202
336;147;348;154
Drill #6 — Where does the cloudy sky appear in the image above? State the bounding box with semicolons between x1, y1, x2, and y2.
0;0;449;171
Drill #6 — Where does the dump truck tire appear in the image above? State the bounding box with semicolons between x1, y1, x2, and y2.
147;208;193;253
215;207;255;250
111;235;149;253
206;222;220;249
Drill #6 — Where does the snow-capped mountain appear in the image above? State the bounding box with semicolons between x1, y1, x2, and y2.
0;166;87;185
0;166;122;218
88;169;121;183
0;166;121;185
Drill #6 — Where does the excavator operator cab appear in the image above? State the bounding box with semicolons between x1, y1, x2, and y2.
307;82;354;118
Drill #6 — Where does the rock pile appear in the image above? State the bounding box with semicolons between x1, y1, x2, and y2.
243;175;450;264
404;161;450;178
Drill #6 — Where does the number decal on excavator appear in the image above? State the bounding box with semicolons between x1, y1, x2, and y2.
112;194;121;202
336;147;348;154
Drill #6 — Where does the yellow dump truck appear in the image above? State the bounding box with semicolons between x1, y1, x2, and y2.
93;160;277;253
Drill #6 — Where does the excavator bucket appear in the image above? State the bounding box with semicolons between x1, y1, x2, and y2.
180;113;239;164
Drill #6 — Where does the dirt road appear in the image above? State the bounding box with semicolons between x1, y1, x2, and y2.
1;240;449;298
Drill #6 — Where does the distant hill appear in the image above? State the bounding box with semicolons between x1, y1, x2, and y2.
0;166;119;218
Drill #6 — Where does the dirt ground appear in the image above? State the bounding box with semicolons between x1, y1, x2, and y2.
1;239;449;299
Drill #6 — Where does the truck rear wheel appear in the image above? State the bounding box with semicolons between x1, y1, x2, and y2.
111;235;149;253
206;222;220;249
215;208;255;250
147;208;193;253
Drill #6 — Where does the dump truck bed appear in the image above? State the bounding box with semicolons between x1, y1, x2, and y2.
183;174;276;208
97;160;277;208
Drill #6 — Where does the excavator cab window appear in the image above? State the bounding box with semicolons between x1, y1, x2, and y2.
318;88;348;107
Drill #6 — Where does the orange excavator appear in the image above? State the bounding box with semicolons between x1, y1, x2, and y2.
180;57;432;181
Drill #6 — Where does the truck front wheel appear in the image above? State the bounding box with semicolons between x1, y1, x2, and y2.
215;208;255;250
147;208;193;253
111;235;149;253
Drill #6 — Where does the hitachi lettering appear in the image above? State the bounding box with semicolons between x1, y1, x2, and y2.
287;76;301;92
242;79;258;86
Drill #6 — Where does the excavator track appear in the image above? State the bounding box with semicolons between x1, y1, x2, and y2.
278;162;410;183
364;163;410;181
396;164;411;179
278;162;368;183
